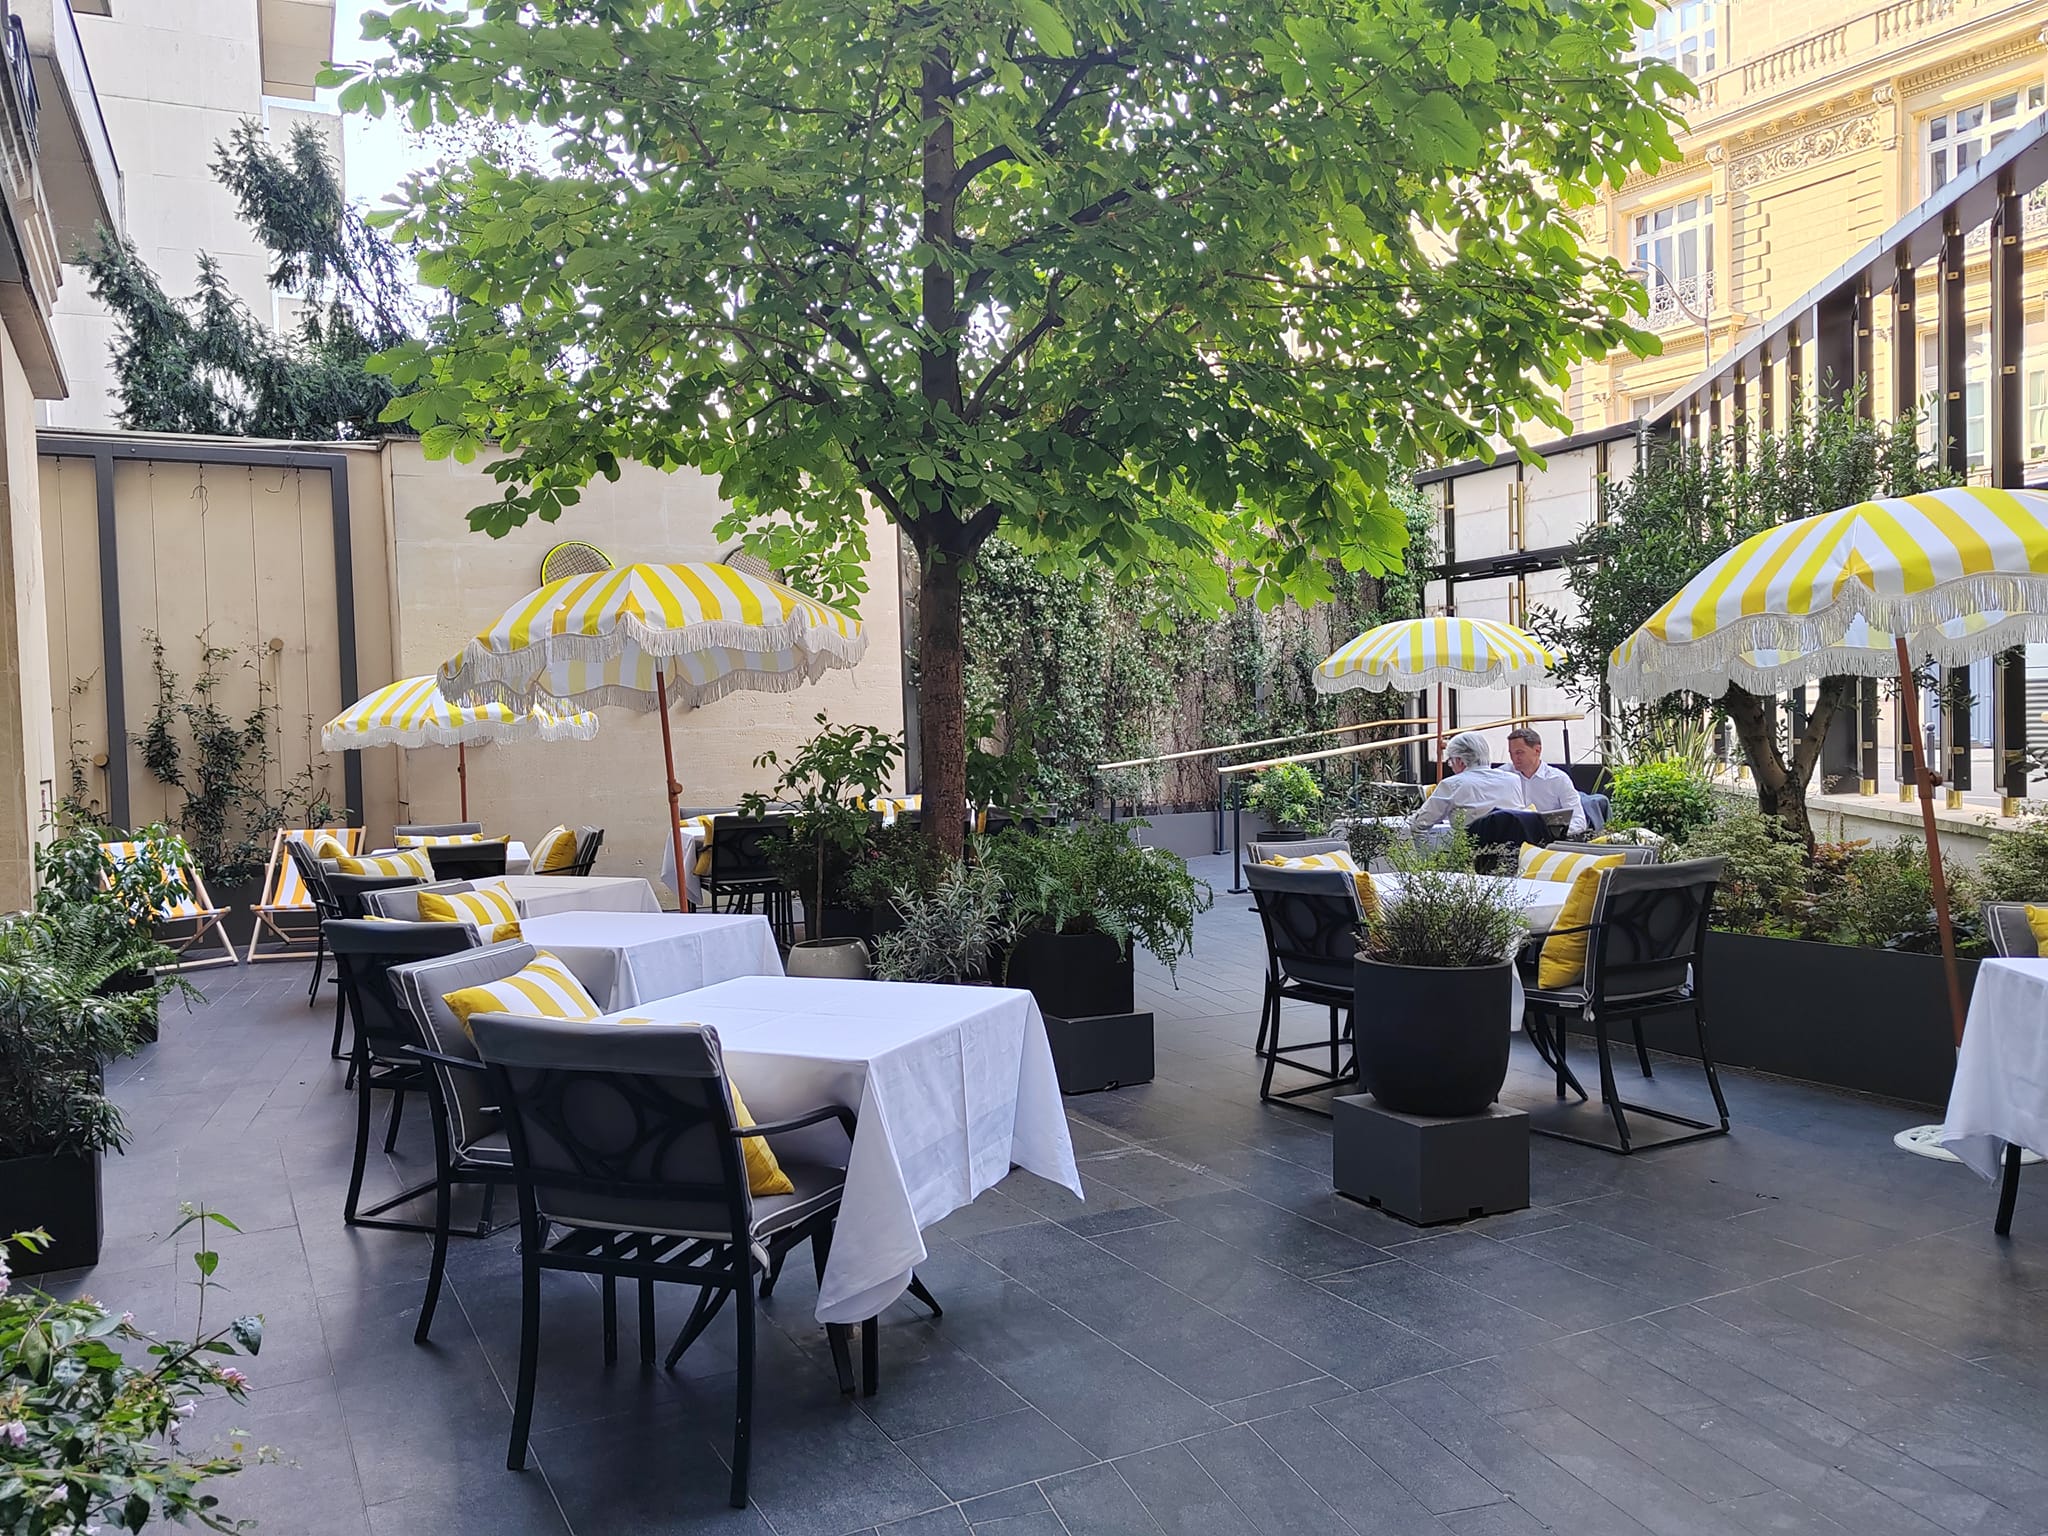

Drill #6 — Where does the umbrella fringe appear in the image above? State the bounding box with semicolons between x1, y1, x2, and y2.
1608;573;2048;701
1314;661;1558;695
448;657;848;716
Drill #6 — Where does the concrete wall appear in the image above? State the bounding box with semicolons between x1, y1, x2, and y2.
381;442;907;893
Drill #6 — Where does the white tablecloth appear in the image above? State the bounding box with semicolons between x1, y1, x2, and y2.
1938;957;2048;1181
606;975;1080;1323
520;911;782;1010
479;875;662;918
374;839;532;875
657;828;706;909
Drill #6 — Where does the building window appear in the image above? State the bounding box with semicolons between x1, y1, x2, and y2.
1925;85;2046;193
1631;195;1714;327
1638;2;1719;80
1920;326;1991;471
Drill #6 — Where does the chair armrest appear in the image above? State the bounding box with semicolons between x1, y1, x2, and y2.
735;1103;857;1140
404;1044;486;1073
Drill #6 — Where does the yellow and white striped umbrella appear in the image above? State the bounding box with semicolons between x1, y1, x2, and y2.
321;676;598;752
1314;617;1562;694
438;562;866;713
1608;487;2048;701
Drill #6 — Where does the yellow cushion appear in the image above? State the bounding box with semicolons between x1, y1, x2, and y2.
683;814;717;876
1519;845;1625;989
1261;850;1377;916
417;885;523;942
532;825;581;874
396;831;496;847
334;848;436;880
2025;905;2048;952
312;833;351;861
612;1016;793;1196
443;950;601;1033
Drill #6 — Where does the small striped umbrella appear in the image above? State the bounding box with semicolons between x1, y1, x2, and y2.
437;562;866;909
1607;485;2048;1046
323;676;597;820
1315;616;1564;764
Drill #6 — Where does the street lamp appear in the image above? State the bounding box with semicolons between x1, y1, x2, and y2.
1628;259;1713;370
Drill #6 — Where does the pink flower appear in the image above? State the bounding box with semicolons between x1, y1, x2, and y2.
2;1421;28;1448
217;1367;249;1389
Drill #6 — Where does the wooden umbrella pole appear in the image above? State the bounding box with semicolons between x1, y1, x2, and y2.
456;741;469;822
1894;638;1966;1045
654;666;691;914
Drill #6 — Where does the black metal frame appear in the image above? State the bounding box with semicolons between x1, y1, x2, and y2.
1522;862;1729;1154
1245;867;1363;1114
424;842;512;883
478;1045;862;1508
704;815;796;942
562;828;606;877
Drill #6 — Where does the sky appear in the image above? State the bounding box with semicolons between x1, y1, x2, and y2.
325;1;425;209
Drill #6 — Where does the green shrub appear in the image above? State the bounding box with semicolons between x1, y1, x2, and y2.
1245;763;1323;832
1674;809;1806;936
1976;815;2048;904
978;821;1212;981
1609;759;1717;841
1360;870;1528;968
872;862;1014;983
1809;836;1982;956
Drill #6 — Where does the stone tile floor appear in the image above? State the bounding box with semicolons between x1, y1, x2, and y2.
48;853;2048;1535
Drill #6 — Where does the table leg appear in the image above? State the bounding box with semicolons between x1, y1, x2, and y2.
1995;1142;2024;1237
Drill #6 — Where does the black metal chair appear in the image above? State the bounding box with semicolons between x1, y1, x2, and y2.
562;828;605;877
1522;857;1730;1154
288;838;343;1009
389;941;555;1344
324;919;479;1231
467;1012;860;1507
396;821;485;839
327;871;427;920
1543;841;1659;866
704;815;795;942
1980;903;2037;1236
1245;863;1364;1113
425;841;512;882
1245;837;1350;871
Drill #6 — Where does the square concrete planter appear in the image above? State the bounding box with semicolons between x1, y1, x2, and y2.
1332;1095;1529;1226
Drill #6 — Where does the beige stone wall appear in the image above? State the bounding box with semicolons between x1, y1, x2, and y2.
0;331;54;906
382;442;907;894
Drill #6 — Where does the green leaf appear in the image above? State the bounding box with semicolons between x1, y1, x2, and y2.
1015;0;1075;56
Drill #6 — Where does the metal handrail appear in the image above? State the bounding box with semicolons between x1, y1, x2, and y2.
1217;712;1587;776
1096;715;1431;774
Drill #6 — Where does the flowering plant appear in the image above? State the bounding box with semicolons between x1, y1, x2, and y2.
0;1206;264;1533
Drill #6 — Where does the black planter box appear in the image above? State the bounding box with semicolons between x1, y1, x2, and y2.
100;967;161;1044
1043;1012;1154;1094
1619;931;1976;1107
1005;930;1135;1021
1332;1096;1529;1226
0;1150;104;1275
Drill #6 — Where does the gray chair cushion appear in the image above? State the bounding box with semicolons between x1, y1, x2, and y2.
389;939;540;1152
1245;838;1349;866
396;822;485;838
1546;841;1659;866
1984;903;2040;959
750;1160;849;1239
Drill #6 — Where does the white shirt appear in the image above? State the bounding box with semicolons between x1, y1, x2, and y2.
1518;761;1588;836
1408;765;1534;830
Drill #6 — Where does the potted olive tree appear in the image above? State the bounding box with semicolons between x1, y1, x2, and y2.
979;821;1212;1091
1352;869;1528;1116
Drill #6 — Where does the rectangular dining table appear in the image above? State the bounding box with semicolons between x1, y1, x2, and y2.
1938;956;2048;1182
479;874;663;918
520;911;783;1010
604;974;1081;1323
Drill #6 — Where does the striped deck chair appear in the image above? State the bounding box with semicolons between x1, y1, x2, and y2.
100;840;241;971
245;827;363;963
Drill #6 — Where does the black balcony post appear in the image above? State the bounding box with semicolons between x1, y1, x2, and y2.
1990;169;2028;811
1816;292;1855;411
1937;211;1967;477
1759;336;1775;435
1893;251;1917;419
1731;357;1748;464
1786;325;1804;420
1854;276;1875;418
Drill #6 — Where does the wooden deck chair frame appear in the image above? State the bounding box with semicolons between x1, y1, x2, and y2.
245;827;364;963
100;841;242;972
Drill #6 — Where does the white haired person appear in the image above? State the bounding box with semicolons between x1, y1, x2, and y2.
1505;725;1587;837
1407;731;1533;831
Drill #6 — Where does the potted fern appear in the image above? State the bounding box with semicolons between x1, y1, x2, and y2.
978;822;1212;1092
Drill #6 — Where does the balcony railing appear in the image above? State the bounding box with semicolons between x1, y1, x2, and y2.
1644;271;1715;330
4;15;38;149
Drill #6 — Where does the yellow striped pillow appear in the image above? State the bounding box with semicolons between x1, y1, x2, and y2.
417;886;523;942
1261;850;1377;916
312;833;351;862
334;848;436;880
396;831;495;848
1517;845;1624;988
442;950;599;1033
532;825;580;874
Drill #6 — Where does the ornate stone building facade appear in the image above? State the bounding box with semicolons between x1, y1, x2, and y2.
1574;0;2048;466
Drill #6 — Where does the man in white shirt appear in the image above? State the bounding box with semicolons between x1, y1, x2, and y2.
1506;725;1587;836
1408;732;1535;831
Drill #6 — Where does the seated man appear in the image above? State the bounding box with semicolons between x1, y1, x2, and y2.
1408;731;1533;831
1505;725;1587;837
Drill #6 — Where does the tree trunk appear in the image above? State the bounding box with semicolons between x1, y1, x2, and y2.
1720;676;1854;852
919;552;967;860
